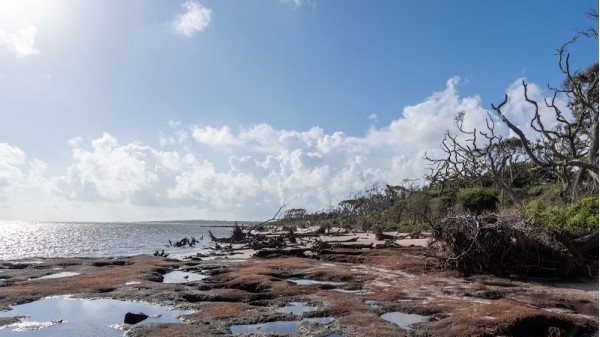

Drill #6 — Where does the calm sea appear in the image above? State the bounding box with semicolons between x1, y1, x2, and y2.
0;221;238;260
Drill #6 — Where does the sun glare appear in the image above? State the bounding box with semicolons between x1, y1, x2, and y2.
0;0;68;27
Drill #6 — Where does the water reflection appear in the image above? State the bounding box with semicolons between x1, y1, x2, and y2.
380;311;427;330
0;296;191;337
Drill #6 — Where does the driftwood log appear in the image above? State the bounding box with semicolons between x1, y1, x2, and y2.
253;248;312;259
373;226;397;240
209;225;246;243
207;219;417;260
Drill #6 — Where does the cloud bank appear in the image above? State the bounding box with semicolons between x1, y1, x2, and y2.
1;78;567;221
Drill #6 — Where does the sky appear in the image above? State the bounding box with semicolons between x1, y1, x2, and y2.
0;0;597;222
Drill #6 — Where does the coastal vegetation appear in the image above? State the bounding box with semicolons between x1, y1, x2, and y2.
273;18;599;279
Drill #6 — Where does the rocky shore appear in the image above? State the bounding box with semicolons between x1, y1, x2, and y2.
0;237;597;336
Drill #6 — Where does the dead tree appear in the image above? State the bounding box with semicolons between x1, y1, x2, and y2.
248;204;287;232
428;28;598;203
491;35;598;201
425;111;526;205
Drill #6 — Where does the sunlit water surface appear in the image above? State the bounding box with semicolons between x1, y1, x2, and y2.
0;221;235;260
0;296;191;337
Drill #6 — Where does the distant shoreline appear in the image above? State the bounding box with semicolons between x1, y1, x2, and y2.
139;220;260;227
0;220;260;226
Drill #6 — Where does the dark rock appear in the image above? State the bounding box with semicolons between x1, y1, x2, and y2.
142;272;164;283
1;263;30;269
0;316;24;327
124;312;149;324
110;260;131;266
92;260;132;267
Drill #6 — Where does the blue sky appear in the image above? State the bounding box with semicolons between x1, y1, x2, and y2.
0;0;597;221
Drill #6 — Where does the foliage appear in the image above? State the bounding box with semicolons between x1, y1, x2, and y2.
522;196;599;235
395;219;425;232
456;187;499;214
526;185;549;197
563;196;599;234
283;208;307;221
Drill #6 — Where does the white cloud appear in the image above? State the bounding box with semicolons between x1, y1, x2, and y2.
0;143;27;199
168;120;182;128
53;133;160;201
172;1;212;37
68;136;83;147
281;0;315;9
192;125;240;147
160;121;189;146
500;78;570;140
1;77;571;221
368;113;378;123
0;24;39;56
0;143;48;202
152;77;499;213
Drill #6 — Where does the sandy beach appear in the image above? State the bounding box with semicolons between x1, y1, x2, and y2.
0;231;597;337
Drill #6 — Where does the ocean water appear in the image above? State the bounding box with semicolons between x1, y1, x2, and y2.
0;221;238;260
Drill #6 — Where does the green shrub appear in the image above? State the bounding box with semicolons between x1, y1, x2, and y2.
395;219;424;232
563;196;599;235
526;185;546;197
522;196;599;235
524;183;563;203
456;187;499;214
522;199;561;227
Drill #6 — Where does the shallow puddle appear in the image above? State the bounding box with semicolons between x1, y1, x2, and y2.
287;279;346;286
35;272;80;280
365;300;379;308
276;302;317;315
230;321;300;334
304;317;335;324
331;288;369;294
162;271;209;283
380;311;428;331
230;317;334;335
396;297;426;303
0;296;191;337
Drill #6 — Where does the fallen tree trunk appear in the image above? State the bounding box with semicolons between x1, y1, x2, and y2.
323;242;373;249
375;241;404;249
396;231;423;239
209;230;231;243
253;248;313;259
323;237;359;243
319;249;365;255
373;226;396;240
